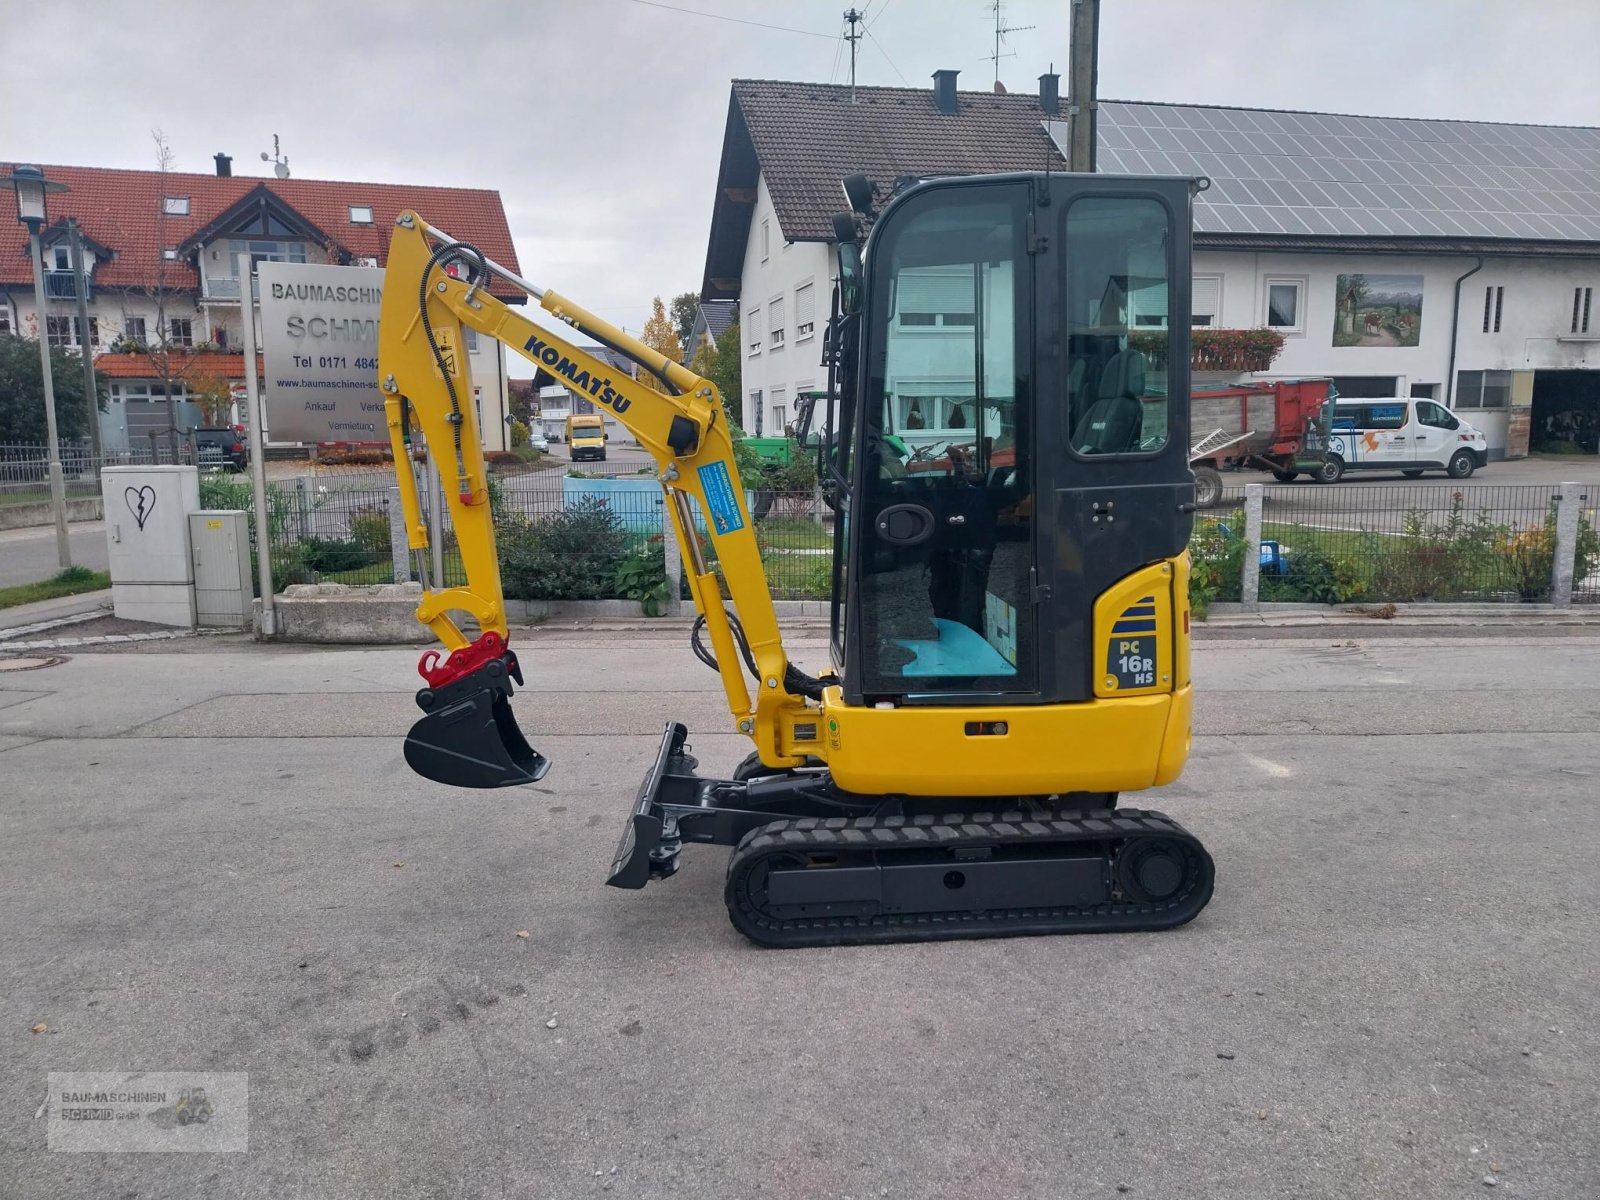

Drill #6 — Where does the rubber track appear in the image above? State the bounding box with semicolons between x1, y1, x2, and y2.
725;808;1214;948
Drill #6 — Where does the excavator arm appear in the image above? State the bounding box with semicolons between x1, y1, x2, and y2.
378;212;814;788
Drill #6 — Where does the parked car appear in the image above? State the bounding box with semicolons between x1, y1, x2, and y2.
529;432;550;453
1320;398;1488;481
192;426;247;472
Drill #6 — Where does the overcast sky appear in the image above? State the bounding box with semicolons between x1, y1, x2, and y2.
4;0;1598;376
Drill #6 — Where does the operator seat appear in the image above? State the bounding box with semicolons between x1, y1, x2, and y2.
1072;349;1146;454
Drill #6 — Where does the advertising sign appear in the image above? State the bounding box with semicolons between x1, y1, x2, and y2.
258;262;386;444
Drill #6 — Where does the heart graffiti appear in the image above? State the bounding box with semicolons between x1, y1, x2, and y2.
124;485;157;532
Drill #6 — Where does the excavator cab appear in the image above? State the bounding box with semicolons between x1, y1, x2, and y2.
823;173;1195;719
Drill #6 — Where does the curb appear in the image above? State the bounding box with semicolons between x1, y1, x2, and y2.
0;609;108;641
0;628;206;652
1202;601;1600;627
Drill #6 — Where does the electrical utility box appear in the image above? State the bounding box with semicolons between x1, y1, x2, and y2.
102;465;200;627
189;510;253;628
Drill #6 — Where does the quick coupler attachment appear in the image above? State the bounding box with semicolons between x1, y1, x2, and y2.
405;633;550;789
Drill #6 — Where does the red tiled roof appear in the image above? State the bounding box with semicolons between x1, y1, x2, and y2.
94;351;262;380
1;164;522;298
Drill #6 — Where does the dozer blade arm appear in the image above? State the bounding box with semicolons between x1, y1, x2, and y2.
378;212;814;789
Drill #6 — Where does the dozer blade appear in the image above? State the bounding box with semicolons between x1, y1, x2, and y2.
405;653;549;789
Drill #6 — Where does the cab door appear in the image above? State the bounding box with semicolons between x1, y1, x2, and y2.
844;180;1041;703
1410;399;1459;466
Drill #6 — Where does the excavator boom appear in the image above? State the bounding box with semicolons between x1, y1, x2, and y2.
377;213;813;790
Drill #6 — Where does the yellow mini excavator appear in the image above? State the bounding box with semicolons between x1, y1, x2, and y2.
378;171;1214;947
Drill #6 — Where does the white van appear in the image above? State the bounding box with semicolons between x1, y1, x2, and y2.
1322;398;1488;481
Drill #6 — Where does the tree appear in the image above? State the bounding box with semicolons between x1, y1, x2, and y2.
107;131;211;455
638;296;683;394
670;292;699;354
691;319;742;431
188;370;234;426
0;335;106;444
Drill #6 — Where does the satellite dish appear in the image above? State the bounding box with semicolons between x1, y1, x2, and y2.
260;151;270;162
274;161;290;180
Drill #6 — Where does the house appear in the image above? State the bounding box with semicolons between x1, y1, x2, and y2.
532;344;641;445
702;74;1600;458
0;157;524;453
684;298;738;362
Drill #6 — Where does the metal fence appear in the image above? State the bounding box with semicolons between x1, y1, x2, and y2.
235;465;834;601
1200;480;1599;605
0;441;202;504
178;465;1600;608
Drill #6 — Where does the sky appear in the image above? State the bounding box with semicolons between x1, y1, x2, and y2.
4;0;1599;378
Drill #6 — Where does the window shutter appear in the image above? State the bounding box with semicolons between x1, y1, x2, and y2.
1191;276;1220;322
898;268;974;314
795;283;815;330
770;297;785;333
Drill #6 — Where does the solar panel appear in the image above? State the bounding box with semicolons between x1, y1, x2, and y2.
1092;101;1600;242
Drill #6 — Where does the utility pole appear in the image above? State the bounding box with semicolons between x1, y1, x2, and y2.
28;224;73;570
68;219;103;470
844;8;863;102
1067;0;1100;172
988;1;1035;88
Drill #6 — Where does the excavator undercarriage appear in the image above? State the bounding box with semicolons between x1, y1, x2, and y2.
609;723;1213;948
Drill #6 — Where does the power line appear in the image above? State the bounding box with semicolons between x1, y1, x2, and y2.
620;0;834;39
865;28;909;85
867;0;895;30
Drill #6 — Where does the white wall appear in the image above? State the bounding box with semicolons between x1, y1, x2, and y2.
739;172;831;435
1193;248;1600;455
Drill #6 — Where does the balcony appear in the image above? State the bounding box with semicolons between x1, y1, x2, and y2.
43;271;92;302
202;276;260;302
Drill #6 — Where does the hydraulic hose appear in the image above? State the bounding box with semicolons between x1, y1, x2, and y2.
417;240;492;488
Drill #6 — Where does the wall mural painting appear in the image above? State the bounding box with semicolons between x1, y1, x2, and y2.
1334;273;1423;348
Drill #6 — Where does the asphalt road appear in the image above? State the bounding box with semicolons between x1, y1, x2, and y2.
0;521;109;589
2;630;1597;1198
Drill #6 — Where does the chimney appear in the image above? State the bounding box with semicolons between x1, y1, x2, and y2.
214;153;232;177
932;69;959;115
1039;72;1060;117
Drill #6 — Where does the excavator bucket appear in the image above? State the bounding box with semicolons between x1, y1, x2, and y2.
404;643;549;789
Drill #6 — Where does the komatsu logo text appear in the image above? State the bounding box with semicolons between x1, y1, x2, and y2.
522;335;631;413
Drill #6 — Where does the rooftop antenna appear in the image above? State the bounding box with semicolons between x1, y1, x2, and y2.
988;1;1035;88
844;8;864;102
260;133;290;180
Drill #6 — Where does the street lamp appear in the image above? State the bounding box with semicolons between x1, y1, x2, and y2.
0;165;74;570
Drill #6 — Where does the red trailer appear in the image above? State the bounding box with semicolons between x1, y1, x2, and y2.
1189;378;1334;506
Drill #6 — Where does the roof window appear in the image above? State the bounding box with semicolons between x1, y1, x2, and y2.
163;196;190;216
349;205;374;224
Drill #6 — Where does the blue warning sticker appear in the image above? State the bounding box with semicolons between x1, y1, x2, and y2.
696;461;745;536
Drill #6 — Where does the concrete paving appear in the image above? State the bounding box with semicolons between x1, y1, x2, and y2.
1;631;1597;1198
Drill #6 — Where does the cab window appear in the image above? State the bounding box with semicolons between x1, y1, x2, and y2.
1417;401;1460;430
1062;197;1171;456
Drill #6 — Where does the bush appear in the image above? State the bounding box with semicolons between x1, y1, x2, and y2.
349;508;392;557
612;538;672;615
1262;543;1343;604
1188;518;1245;619
299;536;383;575
498;498;630;600
509;418;530;448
